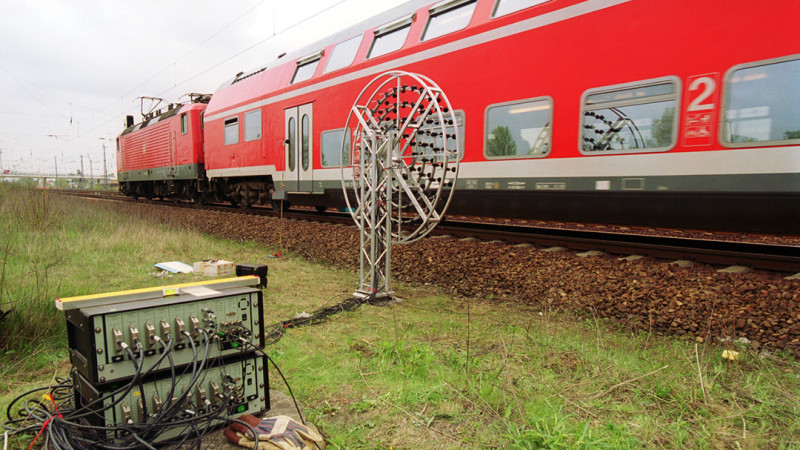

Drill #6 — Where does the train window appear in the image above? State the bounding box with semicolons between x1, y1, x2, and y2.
301;114;310;171
580;78;679;154
321;128;352;168
181;114;188;135
324;35;362;74
244;110;262;141
287;117;296;171
224;117;239;145
369;14;414;59
292;51;323;84
485;98;552;159
492;0;549;18
722;57;800;147
418;110;466;161
423;0;477;41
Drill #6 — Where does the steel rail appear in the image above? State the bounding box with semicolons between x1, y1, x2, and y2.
58;190;800;273
434;220;800;273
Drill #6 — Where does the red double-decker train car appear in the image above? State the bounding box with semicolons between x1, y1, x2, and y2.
117;99;208;201
121;0;800;233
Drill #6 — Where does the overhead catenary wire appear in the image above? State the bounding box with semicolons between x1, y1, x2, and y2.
76;0;349;144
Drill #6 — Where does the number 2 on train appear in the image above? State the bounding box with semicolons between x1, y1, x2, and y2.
682;73;721;147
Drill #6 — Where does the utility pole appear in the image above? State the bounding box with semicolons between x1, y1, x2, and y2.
54;156;58;188
88;155;93;188
80;155;84;188
102;143;108;187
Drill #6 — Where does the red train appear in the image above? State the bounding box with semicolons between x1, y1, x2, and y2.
117;96;208;201
117;0;800;233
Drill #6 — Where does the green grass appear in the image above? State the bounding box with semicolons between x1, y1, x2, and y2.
0;185;270;384
1;184;799;449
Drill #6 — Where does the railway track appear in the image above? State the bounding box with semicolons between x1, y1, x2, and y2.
434;220;800;274
60;189;800;274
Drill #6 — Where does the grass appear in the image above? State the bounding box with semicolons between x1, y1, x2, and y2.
0;185;269;389
1;184;799;448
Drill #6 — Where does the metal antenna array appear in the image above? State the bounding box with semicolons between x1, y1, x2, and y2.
341;71;460;300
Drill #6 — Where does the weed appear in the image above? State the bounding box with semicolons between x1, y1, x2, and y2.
1;190;799;449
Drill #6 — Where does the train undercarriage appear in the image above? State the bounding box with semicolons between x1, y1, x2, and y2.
120;175;297;211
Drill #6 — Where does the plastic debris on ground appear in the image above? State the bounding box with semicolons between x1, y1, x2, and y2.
722;349;740;361
148;271;174;278
154;261;194;274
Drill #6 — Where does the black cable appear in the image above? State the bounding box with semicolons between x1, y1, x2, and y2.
264;354;306;426
4;291;363;448
262;293;371;345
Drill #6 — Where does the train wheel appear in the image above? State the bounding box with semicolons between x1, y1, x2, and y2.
190;191;204;208
315;205;327;213
271;199;289;212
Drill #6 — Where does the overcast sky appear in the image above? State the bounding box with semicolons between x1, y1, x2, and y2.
0;0;407;177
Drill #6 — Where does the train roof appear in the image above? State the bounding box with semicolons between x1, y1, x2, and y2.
216;0;434;91
119;101;208;137
206;0;455;117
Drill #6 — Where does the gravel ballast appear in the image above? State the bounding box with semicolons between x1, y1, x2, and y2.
107;201;800;358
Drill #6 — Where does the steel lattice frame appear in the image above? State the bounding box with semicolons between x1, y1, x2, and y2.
341;71;460;299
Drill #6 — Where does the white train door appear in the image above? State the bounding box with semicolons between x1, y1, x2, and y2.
283;103;313;193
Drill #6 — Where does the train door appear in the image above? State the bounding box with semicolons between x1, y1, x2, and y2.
168;130;178;180
283;103;314;192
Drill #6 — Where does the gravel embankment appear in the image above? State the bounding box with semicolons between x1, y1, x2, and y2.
105;201;800;357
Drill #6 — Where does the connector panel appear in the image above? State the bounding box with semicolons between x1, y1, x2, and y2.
73;354;269;445
65;286;263;385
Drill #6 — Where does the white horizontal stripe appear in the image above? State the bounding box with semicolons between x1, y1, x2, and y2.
455;146;800;178
205;0;629;123
308;146;800;181
207;165;277;179
313;167;354;181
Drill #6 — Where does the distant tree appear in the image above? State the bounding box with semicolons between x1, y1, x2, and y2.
784;129;800;140
487;126;517;157
646;107;675;147
730;134;757;143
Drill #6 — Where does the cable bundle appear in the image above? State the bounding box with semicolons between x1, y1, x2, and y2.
3;324;263;449
263;294;386;345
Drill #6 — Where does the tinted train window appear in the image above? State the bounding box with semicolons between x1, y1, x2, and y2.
301;114;310;170
581;78;679;154
292;52;322;84
423;0;477;41
485;98;551;159
369;15;413;59
324;35;361;73
224;117;239;145
723;57;800;146
181;113;188;135
321;128;352;168
287;118;296;171
492;0;549;17
244;110;261;142
417;110;465;161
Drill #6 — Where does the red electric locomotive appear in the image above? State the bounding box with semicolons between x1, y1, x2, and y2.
117;96;209;201
122;0;800;233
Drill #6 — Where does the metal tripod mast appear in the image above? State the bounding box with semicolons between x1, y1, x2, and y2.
342;71;460;299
